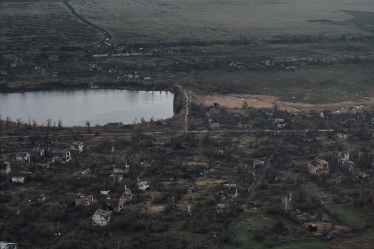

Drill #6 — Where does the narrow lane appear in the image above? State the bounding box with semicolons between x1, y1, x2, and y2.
63;0;112;45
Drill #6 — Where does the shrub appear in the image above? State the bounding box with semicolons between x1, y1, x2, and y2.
0;194;12;203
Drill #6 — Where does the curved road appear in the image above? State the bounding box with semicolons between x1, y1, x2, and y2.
63;0;111;45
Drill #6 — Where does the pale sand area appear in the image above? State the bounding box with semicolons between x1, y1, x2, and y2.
203;94;373;114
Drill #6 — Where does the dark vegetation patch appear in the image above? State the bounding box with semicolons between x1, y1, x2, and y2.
306;19;335;23
0;2;102;46
340;10;374;34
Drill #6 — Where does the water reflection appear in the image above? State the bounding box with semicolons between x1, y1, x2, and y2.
0;89;174;127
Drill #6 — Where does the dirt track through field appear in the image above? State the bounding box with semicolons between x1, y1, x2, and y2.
63;0;111;44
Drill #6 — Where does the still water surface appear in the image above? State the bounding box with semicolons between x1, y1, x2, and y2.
0;89;174;126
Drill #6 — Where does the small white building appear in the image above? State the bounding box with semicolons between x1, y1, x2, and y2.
137;179;150;190
0;242;18;249
101;190;110;195
12;176;25;183
71;142;84;153
92;209;112;226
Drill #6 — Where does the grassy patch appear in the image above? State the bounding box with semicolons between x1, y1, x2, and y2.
224;212;315;249
330;204;364;225
198;65;374;104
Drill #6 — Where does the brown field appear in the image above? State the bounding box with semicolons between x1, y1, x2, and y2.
1;0;374;47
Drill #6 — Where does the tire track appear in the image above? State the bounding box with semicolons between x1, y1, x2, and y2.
63;0;111;45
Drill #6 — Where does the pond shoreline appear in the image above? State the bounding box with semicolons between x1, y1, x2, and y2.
0;88;175;127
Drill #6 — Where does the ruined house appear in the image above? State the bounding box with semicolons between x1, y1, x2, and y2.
0;70;7;77
70;142;84;153
285;66;297;71
75;193;95;206
253;160;265;169
137;179;150;190
206;103;221;119
15;152;30;164
307;156;329;175
187;186;194;194
333;151;349;164
51;150;71;163
106;186;132;212
0;161;11;175
275;119;285;128
12;176;25;183
369;118;374;127
161;47;172;54
180;142;189;149
357;172;370;181
336;128;347;139
35;162;51;169
106;194;126;212
107;122;123;129
89;64;98;71
216;204;230;214
273;131;280;138
308;224;318;232
0;242;18;249
32;147;45;157
320;110;332;119
113;162;129;174
262;108;274;116
101;190;110;195
109;174;123;183
142;74;151;80
209;119;220;130
123;186;133;201
348;106;357;115
221;184;238;199
92;209;112;226
159;172;174;181
38;193;45;202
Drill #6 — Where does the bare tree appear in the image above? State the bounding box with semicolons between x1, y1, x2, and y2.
242;101;248;109
46;119;52;130
6;117;11;127
16;118;22;131
86;121;91;133
32;119;37;128
58;119;63;129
